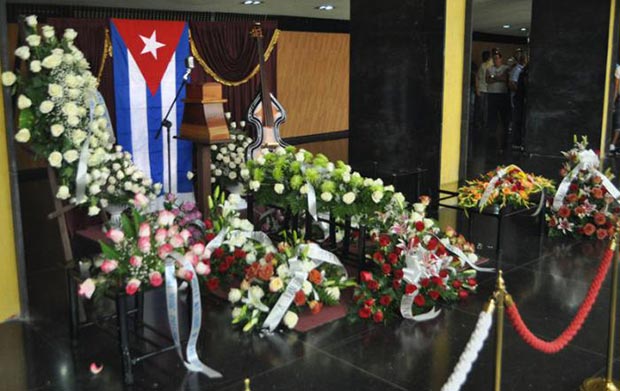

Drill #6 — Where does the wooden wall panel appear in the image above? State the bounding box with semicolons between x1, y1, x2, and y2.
276;31;349;137
296;139;348;163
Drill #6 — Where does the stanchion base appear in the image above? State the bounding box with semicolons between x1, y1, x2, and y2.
580;377;620;391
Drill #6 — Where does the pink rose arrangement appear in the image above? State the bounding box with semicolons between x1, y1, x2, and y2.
78;194;212;299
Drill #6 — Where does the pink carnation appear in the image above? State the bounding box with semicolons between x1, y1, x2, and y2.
129;255;142;268
105;228;125;244
125;279;141;295
157;210;176;227
133;193;150;209
138;222;151;238
78;278;96;299
100;259;118;274
138;237;151;253
157;243;174;259
169;234;185;249
184;251;199;266
179;229;191;242
149;271;163;287
192;243;205;256
195;261;211;276
155;228;168;244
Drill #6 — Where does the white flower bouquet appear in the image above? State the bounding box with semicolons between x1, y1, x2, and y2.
2;16;161;215
209;131;252;187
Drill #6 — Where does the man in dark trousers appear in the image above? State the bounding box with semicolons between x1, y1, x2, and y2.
486;49;511;154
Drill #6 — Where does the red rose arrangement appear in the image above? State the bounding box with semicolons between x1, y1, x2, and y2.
547;137;619;240
353;198;480;323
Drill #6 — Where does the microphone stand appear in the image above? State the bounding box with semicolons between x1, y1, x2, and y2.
156;69;191;195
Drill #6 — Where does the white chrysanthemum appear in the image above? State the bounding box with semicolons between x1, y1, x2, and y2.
25;34;41;47
274;183;284;194
41;25;55;39
15;46;30;60
48;84;63;98
48;151;63;168
17;95;32;109
249;180;260;191
67;116;80;127
240;168;250;179
371;190;384;204
302;280;313;295
41;54;62;69
342;172;351;183
1;72;16;86
39;100;54;114
72;129;87;146
63;149;79;163
89;184;101;195
283;311;298;329
14;128;30;143
50;124;64;137
228;288;242;303
56;185;70;200
300;184;309;195
88;205;100;216
343;192;356;205
25;15;37;27
228;171;237;180
64;28;78;41
320;192;333;202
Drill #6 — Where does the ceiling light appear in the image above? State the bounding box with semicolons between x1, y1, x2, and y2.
502;24;511;29
242;0;262;5
520;27;528;32
317;5;335;10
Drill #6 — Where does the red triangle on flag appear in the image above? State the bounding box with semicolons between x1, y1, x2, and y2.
112;19;186;96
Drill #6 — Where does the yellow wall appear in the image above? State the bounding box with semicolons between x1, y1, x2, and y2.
0;75;21;321
440;0;466;187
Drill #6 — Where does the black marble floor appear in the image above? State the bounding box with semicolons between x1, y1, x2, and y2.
2;196;619;390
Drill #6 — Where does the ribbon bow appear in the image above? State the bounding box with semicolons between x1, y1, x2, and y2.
400;247;442;321
261;243;345;332
552;149;620;210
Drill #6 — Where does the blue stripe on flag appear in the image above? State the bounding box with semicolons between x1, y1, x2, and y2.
146;86;164;187
175;26;193;193
110;23;132;155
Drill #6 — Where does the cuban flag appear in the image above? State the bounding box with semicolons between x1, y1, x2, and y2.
111;19;194;205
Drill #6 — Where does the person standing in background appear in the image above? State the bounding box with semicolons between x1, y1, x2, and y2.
608;64;620;155
475;50;492;133
486;49;511;154
509;50;528;150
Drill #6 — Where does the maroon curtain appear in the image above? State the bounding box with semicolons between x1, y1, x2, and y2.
48;18;116;129
189;21;277;132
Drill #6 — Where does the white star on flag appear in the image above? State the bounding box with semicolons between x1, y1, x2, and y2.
139;30;166;59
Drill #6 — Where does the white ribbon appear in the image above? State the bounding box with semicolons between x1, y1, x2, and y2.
261;243;345;332
434;235;494;273
74;90;115;204
165;252;222;378
204;227;273;257
399;247;442;321
300;164;318;221
552;149;620;210
440;308;494;391
478;167;507;208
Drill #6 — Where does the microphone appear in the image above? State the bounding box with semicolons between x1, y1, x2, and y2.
183;55;194;81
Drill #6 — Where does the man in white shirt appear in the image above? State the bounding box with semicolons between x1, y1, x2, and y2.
486;49;511;153
475;51;492;131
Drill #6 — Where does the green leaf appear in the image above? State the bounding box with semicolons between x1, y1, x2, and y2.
121;213;136;239
99;240;120;260
18;109;35;130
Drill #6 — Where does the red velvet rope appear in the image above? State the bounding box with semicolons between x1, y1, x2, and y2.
506;246;614;354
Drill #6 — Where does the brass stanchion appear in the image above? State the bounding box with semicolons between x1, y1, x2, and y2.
580;238;619;391
494;270;506;391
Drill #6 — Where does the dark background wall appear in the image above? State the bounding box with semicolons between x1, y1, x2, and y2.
525;0;613;155
349;0;446;200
